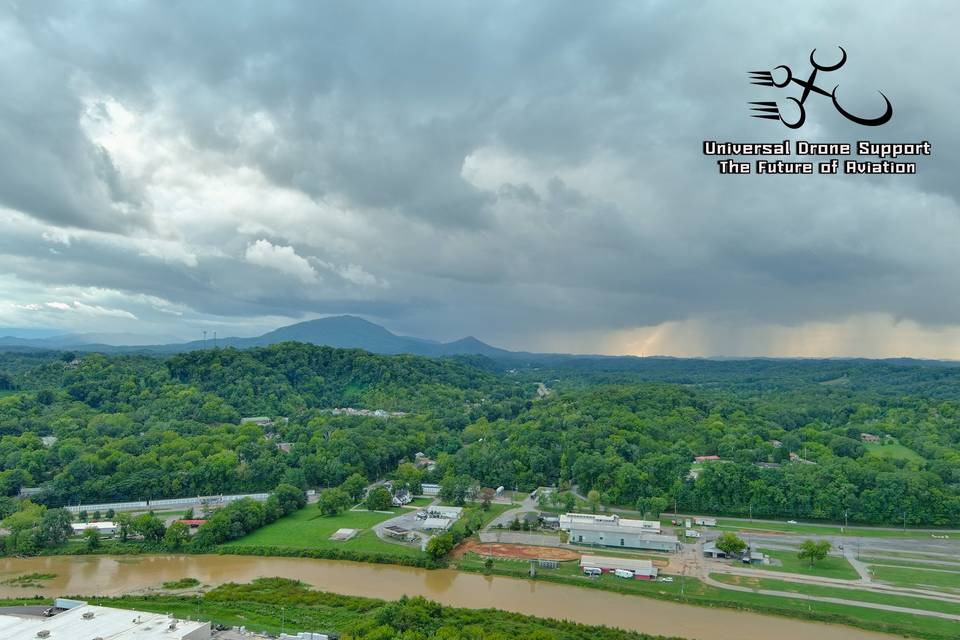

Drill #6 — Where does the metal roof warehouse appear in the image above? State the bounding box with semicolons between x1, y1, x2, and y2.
0;602;210;640
579;554;659;578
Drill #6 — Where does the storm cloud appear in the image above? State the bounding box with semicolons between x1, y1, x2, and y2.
1;1;958;356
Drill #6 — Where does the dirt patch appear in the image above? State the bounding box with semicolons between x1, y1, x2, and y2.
458;541;581;561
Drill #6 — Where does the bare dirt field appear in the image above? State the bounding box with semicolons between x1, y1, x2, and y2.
454;539;580;561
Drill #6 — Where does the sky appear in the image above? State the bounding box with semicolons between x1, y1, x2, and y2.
1;1;959;357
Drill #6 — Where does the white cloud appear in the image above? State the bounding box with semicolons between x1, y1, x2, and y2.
244;239;319;284
43;300;137;319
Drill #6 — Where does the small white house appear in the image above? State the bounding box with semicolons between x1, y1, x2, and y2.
427;506;463;520
422;517;452;531
71;521;118;536
685;529;701;538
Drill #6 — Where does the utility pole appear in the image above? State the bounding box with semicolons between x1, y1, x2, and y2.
202;330;207;349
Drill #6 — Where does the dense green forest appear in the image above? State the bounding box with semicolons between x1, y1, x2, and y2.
0;345;958;525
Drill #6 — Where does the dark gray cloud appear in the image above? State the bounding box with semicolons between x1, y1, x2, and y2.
0;1;958;355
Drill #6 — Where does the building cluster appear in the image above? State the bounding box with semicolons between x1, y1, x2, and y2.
418;505;463;531
413;451;437;471
325;407;408;418
560;513;679;552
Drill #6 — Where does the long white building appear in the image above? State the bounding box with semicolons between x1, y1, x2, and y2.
579;554;659;579
559;512;661;534
0;601;210;640
560;512;676;552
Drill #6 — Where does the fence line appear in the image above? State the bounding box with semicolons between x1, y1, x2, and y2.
64;492;271;514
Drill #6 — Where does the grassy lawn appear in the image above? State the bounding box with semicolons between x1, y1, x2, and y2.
755;548;860;580
861;555;960;570
700;517;949;538
220;507;423;558
864;441;924;462
867;564;960;592
710;573;960;616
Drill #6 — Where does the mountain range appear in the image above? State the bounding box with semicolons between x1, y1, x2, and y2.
0;315;516;358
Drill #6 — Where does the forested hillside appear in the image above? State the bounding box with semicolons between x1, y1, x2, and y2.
0;346;958;525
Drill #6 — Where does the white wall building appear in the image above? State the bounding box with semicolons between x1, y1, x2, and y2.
559;513;661;534
427;506;463;520
561;513;675;552
70;521;117;536
579;554;659;579
0;603;210;640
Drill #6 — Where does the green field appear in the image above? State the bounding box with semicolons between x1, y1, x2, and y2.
860;555;960;570
867;563;960;592
710;573;960;616
456;553;959;639
696;517;951;538
755;548;860;580
864;441;925;462
220;507;424;558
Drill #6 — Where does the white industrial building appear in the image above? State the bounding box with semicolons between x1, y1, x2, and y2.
427;505;463;520
561;513;676;552
70;521;118;536
0;601;210;640
422;517;452;531
579;554;659;579
559;513;661;534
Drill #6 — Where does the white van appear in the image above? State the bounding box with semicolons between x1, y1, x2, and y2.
614;569;635;579
583;567;602;577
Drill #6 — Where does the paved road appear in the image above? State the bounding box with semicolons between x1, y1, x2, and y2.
679;540;960;620
701;571;960;621
484;492;537;530
372;498;438;548
664;513;960;536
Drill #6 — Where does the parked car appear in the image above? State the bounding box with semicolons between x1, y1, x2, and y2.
583;567;602;577
787;520;798;524
613;569;635;579
658;577;674;583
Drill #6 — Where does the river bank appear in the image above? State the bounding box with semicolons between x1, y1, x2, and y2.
0;554;903;640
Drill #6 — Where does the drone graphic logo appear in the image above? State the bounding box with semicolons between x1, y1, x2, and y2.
749;47;892;129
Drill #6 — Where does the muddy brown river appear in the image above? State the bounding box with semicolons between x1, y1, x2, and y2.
0;555;899;640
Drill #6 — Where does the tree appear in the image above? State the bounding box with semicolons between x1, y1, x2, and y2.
83;527;101;550
273;483;307;515
132;513;165;542
105;508;115;520
342;473;369;503
586;489;601;513
797;539;832;567
115;512;133;542
426;532;455;559
365;486;393;511
715;532;747;557
480;488;494;511
163;522;190;550
439;474;471;506
562;492;576;512
39;508;73;547
317;487;351;516
395;462;424;495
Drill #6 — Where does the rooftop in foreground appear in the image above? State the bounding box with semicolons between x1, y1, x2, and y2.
0;602;210;640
